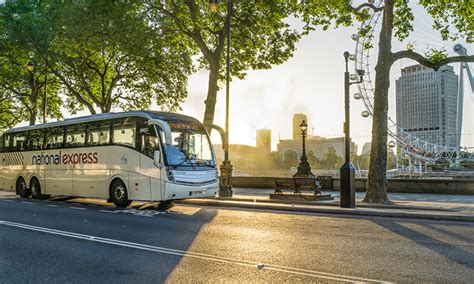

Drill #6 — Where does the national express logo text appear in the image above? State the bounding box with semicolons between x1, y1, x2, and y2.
32;151;98;165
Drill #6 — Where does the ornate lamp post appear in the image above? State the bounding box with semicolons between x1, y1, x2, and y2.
209;0;233;197
340;51;364;208
293;120;315;178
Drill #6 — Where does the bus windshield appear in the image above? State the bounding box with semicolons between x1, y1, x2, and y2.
161;122;215;167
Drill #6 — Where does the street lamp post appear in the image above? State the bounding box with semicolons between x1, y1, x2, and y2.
293;120;315;178
340;51;364;208
43;73;47;124
26;61;47;124
209;0;233;197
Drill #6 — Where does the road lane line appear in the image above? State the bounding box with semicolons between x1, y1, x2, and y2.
0;220;387;283
69;207;86;210
2;200;14;202
21;201;33;204
48;205;58;208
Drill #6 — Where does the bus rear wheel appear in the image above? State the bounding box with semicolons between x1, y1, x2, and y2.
30;178;42;199
17;177;30;198
110;179;132;208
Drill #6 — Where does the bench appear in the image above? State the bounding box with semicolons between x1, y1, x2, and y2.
274;177;322;195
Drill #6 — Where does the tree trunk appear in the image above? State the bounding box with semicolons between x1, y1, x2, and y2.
363;0;394;204
29;108;37;126
203;60;220;127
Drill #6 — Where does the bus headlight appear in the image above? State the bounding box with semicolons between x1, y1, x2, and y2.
166;168;175;182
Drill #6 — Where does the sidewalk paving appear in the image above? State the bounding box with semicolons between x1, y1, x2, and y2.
177;188;474;222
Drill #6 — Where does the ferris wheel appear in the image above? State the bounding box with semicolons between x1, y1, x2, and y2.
351;0;474;164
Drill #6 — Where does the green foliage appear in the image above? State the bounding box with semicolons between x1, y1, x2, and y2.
146;1;302;124
0;0;193;128
0;0;63;126
419;0;474;42
50;1;193;114
424;48;448;65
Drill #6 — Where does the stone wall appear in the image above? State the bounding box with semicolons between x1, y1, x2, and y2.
232;176;474;195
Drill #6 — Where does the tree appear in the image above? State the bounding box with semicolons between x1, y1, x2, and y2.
0;0;63;126
283;151;298;169
307;151;321;169
145;1;301;126
48;1;193;114
321;147;343;169
299;0;474;204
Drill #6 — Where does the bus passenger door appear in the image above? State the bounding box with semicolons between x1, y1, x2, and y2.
137;124;162;201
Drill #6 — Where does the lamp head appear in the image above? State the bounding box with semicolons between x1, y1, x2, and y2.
300;120;308;132
27;61;35;72
356;69;365;77
209;0;219;12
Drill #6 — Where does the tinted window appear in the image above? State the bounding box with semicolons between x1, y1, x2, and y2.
11;132;27;152
138;124;159;158
3;134;11;152
46;127;64;149
27;129;45;150
65;125;86;147
88;121;111;146
112;118;136;148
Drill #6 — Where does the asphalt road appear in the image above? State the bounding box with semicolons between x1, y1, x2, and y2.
1;196;473;283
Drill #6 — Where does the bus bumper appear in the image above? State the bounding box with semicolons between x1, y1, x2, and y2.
162;181;218;201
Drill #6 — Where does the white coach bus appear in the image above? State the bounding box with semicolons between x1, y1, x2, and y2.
0;111;218;207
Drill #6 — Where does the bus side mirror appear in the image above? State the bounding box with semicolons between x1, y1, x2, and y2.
154;150;162;168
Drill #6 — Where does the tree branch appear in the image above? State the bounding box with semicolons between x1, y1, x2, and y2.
349;3;384;14
392;50;474;71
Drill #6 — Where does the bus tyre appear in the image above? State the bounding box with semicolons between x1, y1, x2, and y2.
30;178;42;199
17;177;30;198
110;179;131;208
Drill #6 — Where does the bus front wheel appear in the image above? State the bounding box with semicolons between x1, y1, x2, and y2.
30;178;42;199
110;179;132;208
17;177;30;198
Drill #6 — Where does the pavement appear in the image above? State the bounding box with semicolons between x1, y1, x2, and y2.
176;188;474;222
1;191;473;282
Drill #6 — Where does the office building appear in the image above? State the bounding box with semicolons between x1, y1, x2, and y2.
395;64;458;148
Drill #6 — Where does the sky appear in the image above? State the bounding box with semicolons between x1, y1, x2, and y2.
175;11;474;153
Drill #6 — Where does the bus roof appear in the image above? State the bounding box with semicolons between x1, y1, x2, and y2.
5;111;202;133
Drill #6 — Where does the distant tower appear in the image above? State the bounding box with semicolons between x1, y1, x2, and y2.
293;113;307;140
256;129;271;154
362;142;371;155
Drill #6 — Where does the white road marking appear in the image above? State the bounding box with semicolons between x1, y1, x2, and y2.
21;201;33;205
0;220;388;283
69;207;86;210
1;200;14;202
99;209;167;217
48;205;58;208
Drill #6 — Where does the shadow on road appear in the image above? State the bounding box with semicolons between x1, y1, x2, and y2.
372;219;474;270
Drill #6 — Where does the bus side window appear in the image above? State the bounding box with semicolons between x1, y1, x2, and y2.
113;118;136;148
46;127;65;149
3;134;11;152
88;121;111;146
65;125;86;148
27;129;45;150
11;132;27;152
139;125;159;159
